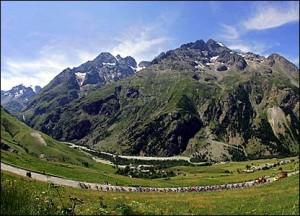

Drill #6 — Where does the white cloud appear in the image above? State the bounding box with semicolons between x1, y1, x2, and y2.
243;2;299;30
2;11;176;90
227;44;251;53
75;50;98;63
227;41;270;55
111;25;172;63
1;47;98;90
216;2;299;58
220;24;240;40
2;56;68;90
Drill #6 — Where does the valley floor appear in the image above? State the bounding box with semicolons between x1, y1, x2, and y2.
2;147;299;188
1;162;299;193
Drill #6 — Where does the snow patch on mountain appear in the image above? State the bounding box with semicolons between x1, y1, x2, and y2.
103;62;116;66
14;89;24;98
210;56;219;62
217;42;225;47
75;72;86;86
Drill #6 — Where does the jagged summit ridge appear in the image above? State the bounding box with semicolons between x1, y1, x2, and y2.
72;52;138;87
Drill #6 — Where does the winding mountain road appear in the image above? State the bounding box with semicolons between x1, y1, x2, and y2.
1;162;298;193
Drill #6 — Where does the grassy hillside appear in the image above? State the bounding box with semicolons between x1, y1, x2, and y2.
1;171;299;215
1;107;93;166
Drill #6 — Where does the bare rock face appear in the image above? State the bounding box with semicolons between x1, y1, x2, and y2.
267;54;298;72
217;51;247;70
67;120;92;140
126;87;139;98
216;65;228;71
138;61;151;68
121;111;202;156
82;93;120;116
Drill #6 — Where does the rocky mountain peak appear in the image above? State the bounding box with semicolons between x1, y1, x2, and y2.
180;39;206;50
206;39;230;55
118;56;137;68
1;84;41;114
9;84;34;96
138;61;151;68
23;51;139;114
151;39;245;71
34;86;42;93
94;52;117;64
267;53;299;72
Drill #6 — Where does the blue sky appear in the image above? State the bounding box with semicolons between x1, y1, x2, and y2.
1;1;299;90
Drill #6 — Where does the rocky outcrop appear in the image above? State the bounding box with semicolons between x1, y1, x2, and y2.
267;54;298;73
82;87;121;116
121;112;202;156
126;87;139;98
216;65;228;71
138;61;151;68
67;120;92;140
217;51;247;70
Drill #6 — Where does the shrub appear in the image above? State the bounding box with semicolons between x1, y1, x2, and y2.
82;161;89;167
115;202;135;215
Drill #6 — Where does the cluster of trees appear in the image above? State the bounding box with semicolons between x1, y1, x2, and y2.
116;165;176;179
85;150;192;167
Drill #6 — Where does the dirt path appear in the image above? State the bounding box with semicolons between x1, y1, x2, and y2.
1;162;298;193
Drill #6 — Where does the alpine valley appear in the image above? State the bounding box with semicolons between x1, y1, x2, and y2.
5;39;299;162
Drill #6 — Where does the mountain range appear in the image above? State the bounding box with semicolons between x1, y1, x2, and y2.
1;84;41;115
3;39;299;162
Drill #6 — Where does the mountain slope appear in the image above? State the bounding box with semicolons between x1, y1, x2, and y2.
22;39;299;161
23;53;138;122
1;107;93;165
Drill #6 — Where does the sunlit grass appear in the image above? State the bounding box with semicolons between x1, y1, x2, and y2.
1;171;299;215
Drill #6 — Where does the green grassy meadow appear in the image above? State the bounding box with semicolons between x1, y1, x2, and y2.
1;171;299;215
2;148;298;187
